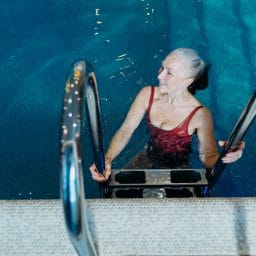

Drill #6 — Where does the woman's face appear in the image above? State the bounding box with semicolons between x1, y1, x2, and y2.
158;53;191;94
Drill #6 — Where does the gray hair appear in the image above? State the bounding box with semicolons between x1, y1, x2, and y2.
171;48;206;79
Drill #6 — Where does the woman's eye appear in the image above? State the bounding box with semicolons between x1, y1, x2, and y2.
167;71;172;75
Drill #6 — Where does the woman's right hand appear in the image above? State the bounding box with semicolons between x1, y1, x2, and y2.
89;163;111;182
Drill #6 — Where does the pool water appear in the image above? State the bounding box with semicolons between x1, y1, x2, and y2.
0;0;255;199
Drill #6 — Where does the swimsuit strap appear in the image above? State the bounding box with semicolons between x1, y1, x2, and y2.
147;86;155;114
184;105;204;125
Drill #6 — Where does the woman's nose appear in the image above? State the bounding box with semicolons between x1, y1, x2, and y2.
158;68;165;80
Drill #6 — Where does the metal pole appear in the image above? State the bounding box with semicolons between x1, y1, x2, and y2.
84;66;108;197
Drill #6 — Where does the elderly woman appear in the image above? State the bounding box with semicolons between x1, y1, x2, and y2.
90;48;244;182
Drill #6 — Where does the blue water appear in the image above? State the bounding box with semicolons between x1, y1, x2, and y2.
0;0;255;199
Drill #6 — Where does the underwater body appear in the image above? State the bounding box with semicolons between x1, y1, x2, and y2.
0;0;256;199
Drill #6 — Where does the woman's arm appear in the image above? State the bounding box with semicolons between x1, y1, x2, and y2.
90;86;151;181
105;87;150;163
196;107;245;169
196;107;219;169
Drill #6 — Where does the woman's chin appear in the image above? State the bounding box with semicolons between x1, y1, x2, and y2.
159;84;168;94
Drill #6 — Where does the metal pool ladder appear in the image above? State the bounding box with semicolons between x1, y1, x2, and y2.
60;59;256;255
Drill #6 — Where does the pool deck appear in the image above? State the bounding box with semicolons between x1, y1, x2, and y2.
1;197;256;255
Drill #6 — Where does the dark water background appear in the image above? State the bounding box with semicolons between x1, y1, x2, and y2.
0;0;255;199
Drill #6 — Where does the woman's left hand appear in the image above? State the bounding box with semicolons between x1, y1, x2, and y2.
219;140;245;163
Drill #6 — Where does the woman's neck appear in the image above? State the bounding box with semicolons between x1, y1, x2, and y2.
160;88;190;107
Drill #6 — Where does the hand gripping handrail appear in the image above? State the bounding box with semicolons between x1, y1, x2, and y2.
61;60;98;256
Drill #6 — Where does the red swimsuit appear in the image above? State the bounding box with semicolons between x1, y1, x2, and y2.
146;86;203;160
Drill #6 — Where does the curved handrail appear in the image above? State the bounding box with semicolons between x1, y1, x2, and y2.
85;72;106;173
60;60;98;256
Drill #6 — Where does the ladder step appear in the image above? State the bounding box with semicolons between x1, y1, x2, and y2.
109;168;208;188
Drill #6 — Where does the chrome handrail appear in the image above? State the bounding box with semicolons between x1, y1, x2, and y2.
61;60;97;256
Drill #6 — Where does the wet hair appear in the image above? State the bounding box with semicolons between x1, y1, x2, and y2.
171;48;209;95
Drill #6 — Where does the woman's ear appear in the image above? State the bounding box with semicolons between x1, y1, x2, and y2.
184;78;194;87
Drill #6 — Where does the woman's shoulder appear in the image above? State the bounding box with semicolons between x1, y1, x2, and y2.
189;105;213;131
193;105;213;122
142;86;162;100
139;85;154;93
187;95;212;118
133;86;154;109
187;95;207;111
137;85;154;99
139;86;169;100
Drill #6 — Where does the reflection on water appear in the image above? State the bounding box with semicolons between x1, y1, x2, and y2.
0;0;255;199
